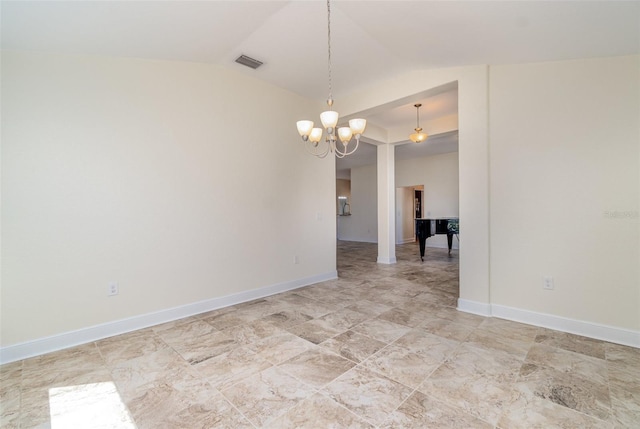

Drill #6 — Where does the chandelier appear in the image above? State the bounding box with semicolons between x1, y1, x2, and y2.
409;103;428;143
295;0;367;158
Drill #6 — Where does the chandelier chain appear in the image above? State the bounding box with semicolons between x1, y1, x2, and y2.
326;0;332;104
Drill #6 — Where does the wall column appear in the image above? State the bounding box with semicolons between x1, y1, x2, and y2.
377;143;396;264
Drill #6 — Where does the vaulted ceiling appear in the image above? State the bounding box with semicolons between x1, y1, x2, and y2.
3;1;638;175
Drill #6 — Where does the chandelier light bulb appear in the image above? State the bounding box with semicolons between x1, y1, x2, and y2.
338;127;353;144
309;127;323;143
320;110;339;131
296;120;314;139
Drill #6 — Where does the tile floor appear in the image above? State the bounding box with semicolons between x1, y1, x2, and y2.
1;241;639;428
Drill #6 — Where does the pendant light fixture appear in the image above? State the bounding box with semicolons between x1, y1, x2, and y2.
295;0;367;158
409;103;428;143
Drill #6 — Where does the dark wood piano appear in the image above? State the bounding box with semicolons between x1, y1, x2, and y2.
415;218;459;260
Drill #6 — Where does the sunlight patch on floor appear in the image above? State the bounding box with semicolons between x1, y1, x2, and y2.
49;382;135;429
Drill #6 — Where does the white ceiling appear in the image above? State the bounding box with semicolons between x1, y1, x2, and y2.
3;0;638;175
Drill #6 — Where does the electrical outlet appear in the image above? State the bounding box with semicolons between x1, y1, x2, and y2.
108;281;119;296
543;276;554;290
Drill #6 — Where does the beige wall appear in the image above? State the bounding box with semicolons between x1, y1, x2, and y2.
337;164;377;242
1;51;337;347
489;55;639;331
396;152;459;249
2;50;638;354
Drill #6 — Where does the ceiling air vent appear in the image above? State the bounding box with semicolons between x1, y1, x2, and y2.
235;55;263;70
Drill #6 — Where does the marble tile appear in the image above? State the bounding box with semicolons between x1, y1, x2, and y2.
23;342;105;373
21;363;113;392
419;343;523;425
193;345;272;391
152;318;218;343
498;389;614;429
414;290;457;307
525;343;608;385
110;348;194;394
221;319;286;346
221;366;315;427
201;309;262;330
316;308;371;331
360;343;441;389
166;392;254;429
435;306;486;327
351;318;411;344
17;396;51;429
394;328;459;362
377;307;429;328
285;318;343;344
535;329;606;359
605;342;640;367
0;361;21;428
0;413;19;429
270;293;336;318
322;365;413;424
124;368;211;423
382;391;494;428
266;392;375;429
345;299;393;317
420;317;475;341
277;347;355;389
465;320;536;359
247;332;315;365
609;395;640;428
513;362;611;421
0;362;22;423
294;286;355;307
368;290;414;308
605;360;639;427
157;327;236;365
0;360;22;388
319;330;386;363
98;330;170;367
260;309;313;328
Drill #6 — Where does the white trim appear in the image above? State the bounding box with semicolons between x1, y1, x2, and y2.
377;256;397;264
456;299;640;348
491;304;640;349
457;298;492;316
0;271;337;364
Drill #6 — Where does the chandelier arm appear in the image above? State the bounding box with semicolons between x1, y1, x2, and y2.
335;138;360;157
304;139;330;158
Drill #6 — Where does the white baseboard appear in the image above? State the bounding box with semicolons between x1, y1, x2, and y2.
0;271;338;365
377;256;397;264
457;298;492;316
457;299;640;348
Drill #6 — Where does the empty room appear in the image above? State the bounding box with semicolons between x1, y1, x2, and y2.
1;1;638;428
